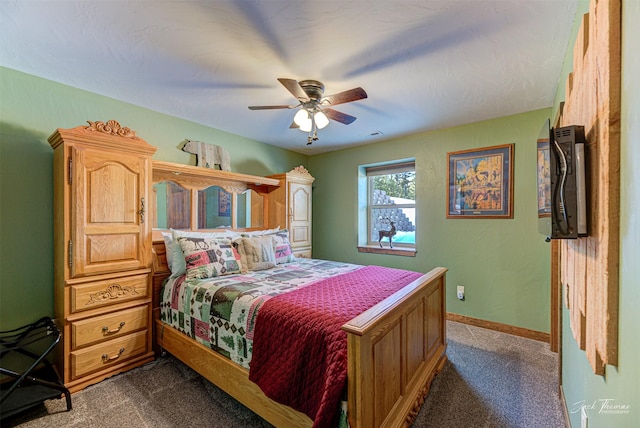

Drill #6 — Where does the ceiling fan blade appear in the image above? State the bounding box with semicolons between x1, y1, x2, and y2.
324;108;357;125
278;78;310;102
248;105;297;110
322;87;367;106
289;121;299;129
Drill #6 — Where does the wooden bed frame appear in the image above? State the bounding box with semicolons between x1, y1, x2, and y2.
149;160;447;427
151;238;447;427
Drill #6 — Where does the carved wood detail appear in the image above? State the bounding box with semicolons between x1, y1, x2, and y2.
404;356;446;427
86;284;140;306
85;120;140;139
289;165;312;176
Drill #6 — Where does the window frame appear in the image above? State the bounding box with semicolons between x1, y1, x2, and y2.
358;160;417;256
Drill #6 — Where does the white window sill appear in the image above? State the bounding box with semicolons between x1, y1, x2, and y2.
357;246;416;257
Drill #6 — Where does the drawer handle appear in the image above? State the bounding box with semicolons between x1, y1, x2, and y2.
102;348;125;363
102;322;126;335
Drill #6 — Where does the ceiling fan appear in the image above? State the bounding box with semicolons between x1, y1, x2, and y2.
248;78;367;145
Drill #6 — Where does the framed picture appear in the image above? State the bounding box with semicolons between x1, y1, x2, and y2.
447;144;514;218
537;139;551;217
218;189;231;217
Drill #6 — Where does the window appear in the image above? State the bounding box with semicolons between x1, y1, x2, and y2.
360;161;416;252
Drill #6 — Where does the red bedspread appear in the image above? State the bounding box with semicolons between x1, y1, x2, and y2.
248;265;423;427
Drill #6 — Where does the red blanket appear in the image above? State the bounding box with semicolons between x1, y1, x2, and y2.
248;265;423;427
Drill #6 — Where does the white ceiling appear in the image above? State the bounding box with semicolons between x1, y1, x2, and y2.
0;1;577;155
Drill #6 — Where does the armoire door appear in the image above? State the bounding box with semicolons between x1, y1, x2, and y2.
70;146;149;277
288;182;311;249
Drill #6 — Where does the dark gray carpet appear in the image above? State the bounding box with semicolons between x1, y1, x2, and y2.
3;321;566;427
415;321;566;428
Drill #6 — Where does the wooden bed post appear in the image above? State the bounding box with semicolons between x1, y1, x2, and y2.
342;267;447;428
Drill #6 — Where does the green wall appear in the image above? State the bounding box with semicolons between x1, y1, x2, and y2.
0;67;552;334
0;67;308;330
310;109;552;333
2;2;639;423
560;1;640;427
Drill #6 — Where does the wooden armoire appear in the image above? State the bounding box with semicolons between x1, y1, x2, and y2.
267;166;315;258
49;120;156;392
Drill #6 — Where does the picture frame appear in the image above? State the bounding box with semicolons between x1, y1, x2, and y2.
537;139;551;217
447;144;514;219
218;189;231;217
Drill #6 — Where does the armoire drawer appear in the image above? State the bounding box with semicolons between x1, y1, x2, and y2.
69;274;149;313
70;330;148;380
71;305;149;349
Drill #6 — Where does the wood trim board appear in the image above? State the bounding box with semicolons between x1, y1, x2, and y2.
446;313;550;343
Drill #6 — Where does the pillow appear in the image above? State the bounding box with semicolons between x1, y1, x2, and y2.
161;232;174;270
241;226;280;237
236;236;277;271
176;236;243;280
169;229;241;277
271;230;296;264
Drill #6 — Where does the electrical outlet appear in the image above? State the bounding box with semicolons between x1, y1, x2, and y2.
581;407;588;428
456;285;465;300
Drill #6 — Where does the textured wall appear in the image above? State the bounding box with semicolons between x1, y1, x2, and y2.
310;109;552;333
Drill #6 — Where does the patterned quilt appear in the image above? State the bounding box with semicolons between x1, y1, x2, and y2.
160;258;361;369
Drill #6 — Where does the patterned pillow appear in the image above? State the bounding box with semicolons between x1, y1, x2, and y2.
236;236;277;271
176;236;243;280
272;230;296;264
169;229;240;277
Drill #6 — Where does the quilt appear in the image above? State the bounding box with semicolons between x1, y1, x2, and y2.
160;258;361;369
248;265;423;427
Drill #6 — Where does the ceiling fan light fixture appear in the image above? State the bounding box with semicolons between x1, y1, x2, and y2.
249;78;367;143
299;121;312;133
314;111;329;129
294;109;311;128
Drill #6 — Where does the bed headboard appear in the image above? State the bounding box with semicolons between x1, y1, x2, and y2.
149;161;282;319
151;160;280;231
151;237;171;316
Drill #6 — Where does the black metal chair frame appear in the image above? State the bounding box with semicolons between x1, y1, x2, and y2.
1;316;71;420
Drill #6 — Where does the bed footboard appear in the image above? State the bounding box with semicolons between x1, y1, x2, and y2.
342;267;447;428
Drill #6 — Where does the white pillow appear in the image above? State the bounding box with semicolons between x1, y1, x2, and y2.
241;226;280;237
161;231;174;271
169;229;241;277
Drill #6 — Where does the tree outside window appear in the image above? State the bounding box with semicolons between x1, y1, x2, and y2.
366;162;416;248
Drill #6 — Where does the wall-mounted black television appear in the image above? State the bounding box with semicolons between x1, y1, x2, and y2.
538;119;588;240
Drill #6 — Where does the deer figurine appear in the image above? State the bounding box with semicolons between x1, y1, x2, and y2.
378;221;397;248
